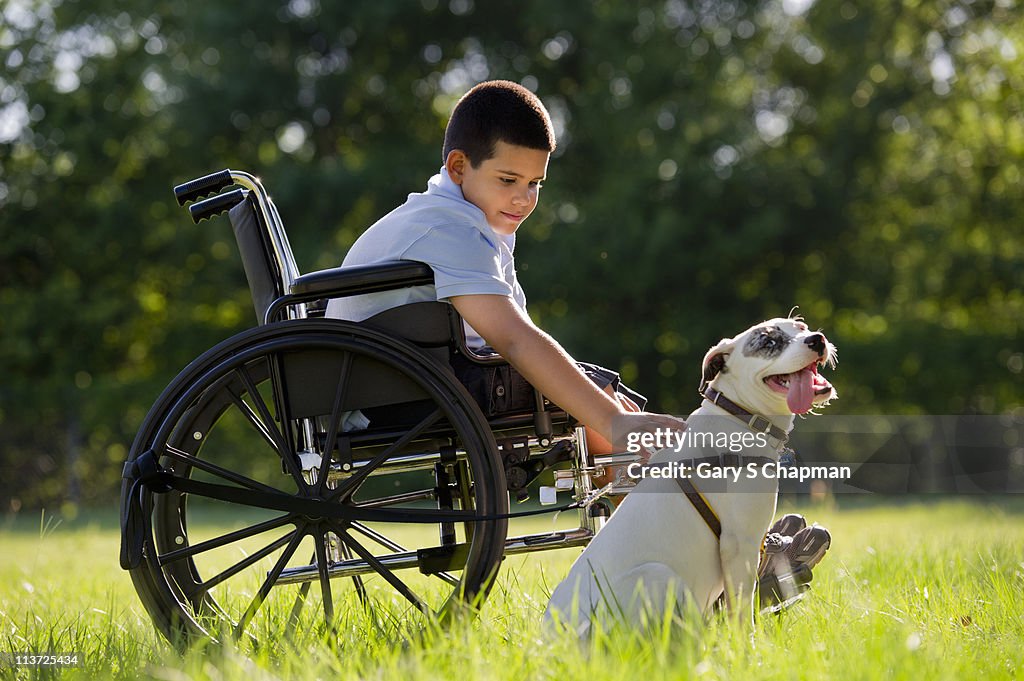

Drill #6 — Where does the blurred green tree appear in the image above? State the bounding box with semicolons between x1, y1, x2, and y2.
0;0;1020;508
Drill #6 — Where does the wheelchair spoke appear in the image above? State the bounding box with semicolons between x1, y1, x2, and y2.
328;408;443;503
352;488;438;509
225;386;280;453
349;520;408;553
312;527;335;627
157;513;295;567
234;528;306;639
336;527;427;612
344;522;459;588
197;529;299;594
339;541;368;605
349;484;471;586
285;541;364;634
162;446;290;496
347;520;454;584
317;352;353;496
234;364;306;487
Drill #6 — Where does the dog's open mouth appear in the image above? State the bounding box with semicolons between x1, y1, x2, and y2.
764;361;833;414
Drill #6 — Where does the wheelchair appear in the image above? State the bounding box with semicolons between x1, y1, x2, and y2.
119;169;640;646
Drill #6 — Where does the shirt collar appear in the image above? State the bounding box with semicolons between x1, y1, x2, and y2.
425;167;514;253
427;166;466;202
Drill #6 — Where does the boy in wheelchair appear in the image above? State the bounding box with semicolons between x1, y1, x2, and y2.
326;80;828;609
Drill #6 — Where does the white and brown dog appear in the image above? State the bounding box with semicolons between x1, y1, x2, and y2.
545;317;837;636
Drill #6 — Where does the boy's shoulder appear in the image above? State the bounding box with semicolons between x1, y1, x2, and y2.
366;174;500;249
369;197;493;247
345;195;502;269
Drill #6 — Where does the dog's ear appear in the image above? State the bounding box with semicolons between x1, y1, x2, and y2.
701;337;735;386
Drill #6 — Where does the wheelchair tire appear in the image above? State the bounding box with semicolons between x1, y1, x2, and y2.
121;319;508;646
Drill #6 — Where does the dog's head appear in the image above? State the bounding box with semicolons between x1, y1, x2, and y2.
701;317;837;416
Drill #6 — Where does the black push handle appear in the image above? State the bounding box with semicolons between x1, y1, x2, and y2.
188;189;247;224
173;169;234;206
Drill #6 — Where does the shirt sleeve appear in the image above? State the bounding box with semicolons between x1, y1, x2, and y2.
402;225;513;301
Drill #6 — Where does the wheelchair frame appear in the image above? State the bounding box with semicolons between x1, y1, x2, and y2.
120;169;640;646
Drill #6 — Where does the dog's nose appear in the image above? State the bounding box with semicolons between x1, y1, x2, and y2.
804;333;826;356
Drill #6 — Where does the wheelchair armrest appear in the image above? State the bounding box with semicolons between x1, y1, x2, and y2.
293;262;509;369
289;261;435;299
454;345;508;366
266;261;434;324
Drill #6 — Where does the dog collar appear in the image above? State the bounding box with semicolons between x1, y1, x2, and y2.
700;385;790;450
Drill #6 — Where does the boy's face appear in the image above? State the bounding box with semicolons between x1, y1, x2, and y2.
446;140;549;236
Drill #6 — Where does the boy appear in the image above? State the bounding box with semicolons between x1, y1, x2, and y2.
326;80;683;453
327;81;830;608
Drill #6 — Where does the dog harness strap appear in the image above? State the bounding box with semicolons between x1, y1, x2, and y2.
701;386;789;448
674;477;722;539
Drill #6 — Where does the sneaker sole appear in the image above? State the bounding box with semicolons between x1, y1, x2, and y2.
785;526;831;571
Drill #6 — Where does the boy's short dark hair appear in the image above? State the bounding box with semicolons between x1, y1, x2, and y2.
443;80;556;167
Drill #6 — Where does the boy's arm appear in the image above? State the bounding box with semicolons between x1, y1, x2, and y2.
450;294;682;447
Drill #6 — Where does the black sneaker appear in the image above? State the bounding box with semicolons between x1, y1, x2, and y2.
785;525;831;571
768;513;807;538
757;524;831;613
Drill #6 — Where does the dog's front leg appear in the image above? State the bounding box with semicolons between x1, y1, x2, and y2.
718;531;759;627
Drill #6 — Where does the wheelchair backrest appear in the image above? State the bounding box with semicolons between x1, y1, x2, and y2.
229;193;285;324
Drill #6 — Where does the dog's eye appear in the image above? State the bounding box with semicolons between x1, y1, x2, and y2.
746;329;788;357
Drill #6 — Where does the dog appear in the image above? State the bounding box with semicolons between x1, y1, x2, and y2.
545;317;837;636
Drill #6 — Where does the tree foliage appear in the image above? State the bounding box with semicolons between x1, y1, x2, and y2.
1;0;1021;508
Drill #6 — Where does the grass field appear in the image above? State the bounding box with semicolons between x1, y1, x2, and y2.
1;496;1022;680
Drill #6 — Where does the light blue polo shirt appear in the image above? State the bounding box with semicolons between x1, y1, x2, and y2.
325;168;527;349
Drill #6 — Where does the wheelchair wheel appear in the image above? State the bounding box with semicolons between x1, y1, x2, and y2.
122;319;508;646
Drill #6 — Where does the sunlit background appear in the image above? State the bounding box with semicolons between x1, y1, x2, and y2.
1;0;1021;509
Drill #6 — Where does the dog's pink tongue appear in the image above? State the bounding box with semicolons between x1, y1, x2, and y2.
787;367;816;414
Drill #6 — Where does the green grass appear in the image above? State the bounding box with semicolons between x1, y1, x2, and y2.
1;497;1023;680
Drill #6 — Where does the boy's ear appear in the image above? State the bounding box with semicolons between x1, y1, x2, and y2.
445;149;469;184
701;337;735;387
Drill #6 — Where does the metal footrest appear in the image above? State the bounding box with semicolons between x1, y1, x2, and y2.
274;527;595;586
